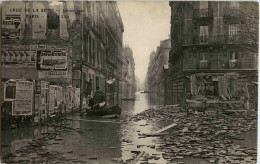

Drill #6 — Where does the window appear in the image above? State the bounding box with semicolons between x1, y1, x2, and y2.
229;51;238;61
199;25;209;44
229;24;239;42
47;11;59;29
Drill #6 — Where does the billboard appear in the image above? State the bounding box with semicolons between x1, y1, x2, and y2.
13;80;34;115
37;50;68;78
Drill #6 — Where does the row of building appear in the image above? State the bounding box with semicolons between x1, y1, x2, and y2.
146;1;258;109
1;1;136;128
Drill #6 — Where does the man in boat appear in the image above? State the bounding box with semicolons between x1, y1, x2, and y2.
92;87;106;109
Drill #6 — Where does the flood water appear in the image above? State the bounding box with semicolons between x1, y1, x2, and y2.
1;91;257;164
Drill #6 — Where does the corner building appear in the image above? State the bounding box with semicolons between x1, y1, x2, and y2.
169;2;258;106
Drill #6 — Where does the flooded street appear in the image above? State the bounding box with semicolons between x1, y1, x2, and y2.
2;92;257;164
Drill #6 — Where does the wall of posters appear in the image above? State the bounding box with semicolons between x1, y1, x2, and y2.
13;80;34;115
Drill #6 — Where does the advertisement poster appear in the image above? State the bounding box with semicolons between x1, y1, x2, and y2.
49;85;56;115
13;81;33;115
2;14;22;39
57;86;63;107
37;50;68;78
34;94;40;114
75;88;80;108
40;81;49;114
67;87;72;109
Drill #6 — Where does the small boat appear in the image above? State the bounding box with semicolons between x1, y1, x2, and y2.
86;105;122;116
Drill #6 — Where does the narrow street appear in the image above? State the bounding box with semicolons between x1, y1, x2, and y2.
2;91;257;164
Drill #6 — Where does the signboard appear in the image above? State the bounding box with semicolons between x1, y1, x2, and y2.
13;81;33;115
2;14;22;39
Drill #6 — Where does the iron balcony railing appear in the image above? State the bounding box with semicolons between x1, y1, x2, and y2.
193;8;213;19
183;35;246;46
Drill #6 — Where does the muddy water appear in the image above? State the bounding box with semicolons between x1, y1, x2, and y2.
1;91;257;163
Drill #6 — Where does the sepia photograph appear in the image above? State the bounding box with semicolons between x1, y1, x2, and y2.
1;1;258;163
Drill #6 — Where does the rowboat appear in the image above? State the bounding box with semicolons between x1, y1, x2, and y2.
84;105;122;116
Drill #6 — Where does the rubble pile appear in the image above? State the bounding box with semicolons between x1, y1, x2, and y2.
130;105;257;163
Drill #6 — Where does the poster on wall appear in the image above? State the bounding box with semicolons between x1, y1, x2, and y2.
67;87;72;109
34;94;40;114
75;88;80;108
13;81;33;116
2;49;36;66
37;50;68;78
2;14;22;39
49;85;56;115
39;81;49;116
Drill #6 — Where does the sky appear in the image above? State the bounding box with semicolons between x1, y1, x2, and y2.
117;1;171;85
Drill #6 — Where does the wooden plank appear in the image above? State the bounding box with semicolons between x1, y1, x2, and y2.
155;123;177;133
66;118;121;124
129;151;144;164
142;123;177;137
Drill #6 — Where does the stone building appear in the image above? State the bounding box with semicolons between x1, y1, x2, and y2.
146;39;171;104
121;45;136;100
169;2;258;106
1;1;124;126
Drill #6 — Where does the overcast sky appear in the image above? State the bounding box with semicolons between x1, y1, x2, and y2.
117;1;171;85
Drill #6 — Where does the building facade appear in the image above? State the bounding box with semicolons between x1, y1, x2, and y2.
1;1;124;127
146;39;171;104
169;2;258;106
121;45;136;100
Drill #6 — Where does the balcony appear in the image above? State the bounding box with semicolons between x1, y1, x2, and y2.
193;8;213;20
229;60;240;69
223;7;240;18
198;60;210;69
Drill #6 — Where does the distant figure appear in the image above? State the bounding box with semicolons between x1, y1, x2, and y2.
93;87;105;105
